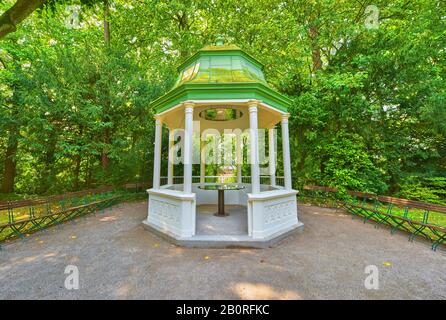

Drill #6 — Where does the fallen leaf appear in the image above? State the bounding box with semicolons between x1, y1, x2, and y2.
71;236;77;239
204;256;210;260
383;261;392;267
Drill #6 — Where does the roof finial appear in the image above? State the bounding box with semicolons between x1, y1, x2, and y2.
215;35;224;46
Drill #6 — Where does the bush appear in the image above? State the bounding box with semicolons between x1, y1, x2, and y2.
398;177;446;205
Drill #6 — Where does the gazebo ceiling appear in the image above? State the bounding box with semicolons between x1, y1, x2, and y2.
151;41;292;117
157;100;284;132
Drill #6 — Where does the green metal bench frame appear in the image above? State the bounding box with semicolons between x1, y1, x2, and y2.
302;185;446;251
0;188;125;245
0;182;151;247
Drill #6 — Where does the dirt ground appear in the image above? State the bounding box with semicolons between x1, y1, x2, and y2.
0;201;445;300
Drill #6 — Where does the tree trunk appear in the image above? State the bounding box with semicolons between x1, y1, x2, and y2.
0;132;18;193
85;157;93;188
101;0;111;172
73;155;81;190
103;0;110;45
297;150;307;172
0;0;46;39
174;11;191;58
38;132;58;194
101;127;111;171
308;26;323;72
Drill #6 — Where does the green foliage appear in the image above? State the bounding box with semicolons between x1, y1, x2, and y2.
0;1;161;195
315;131;387;193
398;177;446;205
0;0;445;200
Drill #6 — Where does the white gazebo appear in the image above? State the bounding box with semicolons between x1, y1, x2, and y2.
143;42;304;247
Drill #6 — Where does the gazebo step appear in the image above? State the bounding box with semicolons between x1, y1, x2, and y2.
142;220;304;249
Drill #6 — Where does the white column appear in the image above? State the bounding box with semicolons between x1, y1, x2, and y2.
268;128;276;187
281;114;292;190
153;116;162;189
200;140;205;184
236;132;242;184
249;101;260;194
183;103;194;193
167;128;174;185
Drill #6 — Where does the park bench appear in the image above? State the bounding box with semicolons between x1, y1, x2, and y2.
300;185;339;207
0;186;121;244
123;182;151;192
302;185;446;251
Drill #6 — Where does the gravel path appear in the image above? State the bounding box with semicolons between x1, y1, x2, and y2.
0;201;445;299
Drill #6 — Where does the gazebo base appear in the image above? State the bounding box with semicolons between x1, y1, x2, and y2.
145;187;304;247
142;220;304;249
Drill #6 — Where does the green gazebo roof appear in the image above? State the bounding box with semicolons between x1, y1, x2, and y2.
173;44;266;88
151;42;292;114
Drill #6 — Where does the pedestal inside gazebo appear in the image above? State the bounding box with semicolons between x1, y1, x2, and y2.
142;42;304;248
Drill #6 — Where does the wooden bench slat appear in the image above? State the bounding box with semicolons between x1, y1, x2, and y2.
302;185;446;214
0;196;119;228
0;185;118;209
377;195;446;213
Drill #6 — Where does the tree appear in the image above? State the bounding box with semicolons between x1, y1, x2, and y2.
0;0;46;39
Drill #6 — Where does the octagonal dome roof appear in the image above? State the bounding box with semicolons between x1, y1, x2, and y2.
151;42;292;114
173;44;267;88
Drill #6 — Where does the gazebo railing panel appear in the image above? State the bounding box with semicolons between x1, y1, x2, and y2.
275;177;285;187
173;176;184;185
260;176;270;185
241;176;251;184
160;176;168;185
160;175;285;186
